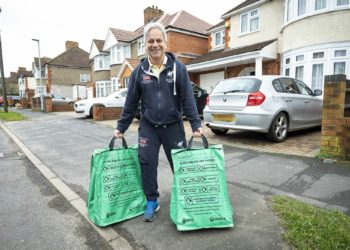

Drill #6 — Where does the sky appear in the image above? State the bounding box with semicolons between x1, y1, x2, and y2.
0;0;245;77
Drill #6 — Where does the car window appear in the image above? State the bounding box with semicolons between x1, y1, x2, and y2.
53;94;65;99
211;78;261;94
294;79;313;96
278;78;301;94
272;80;285;93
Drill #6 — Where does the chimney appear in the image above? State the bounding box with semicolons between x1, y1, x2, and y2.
144;5;164;24
65;41;79;50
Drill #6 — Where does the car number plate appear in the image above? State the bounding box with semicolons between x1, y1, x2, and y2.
212;114;235;122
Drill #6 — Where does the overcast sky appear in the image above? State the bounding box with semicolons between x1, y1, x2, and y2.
0;0;245;77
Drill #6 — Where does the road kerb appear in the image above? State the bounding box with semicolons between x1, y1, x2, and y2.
0;121;133;250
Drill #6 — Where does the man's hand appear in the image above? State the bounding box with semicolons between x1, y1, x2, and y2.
114;129;123;138
193;127;203;137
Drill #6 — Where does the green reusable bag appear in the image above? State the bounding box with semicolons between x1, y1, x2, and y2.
170;135;234;231
87;137;146;227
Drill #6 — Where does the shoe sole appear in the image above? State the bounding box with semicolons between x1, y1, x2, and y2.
143;205;160;222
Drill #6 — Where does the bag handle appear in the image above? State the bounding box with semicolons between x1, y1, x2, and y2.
109;136;128;150
188;135;209;149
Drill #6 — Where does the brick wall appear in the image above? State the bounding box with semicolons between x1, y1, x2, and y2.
92;103;123;121
320;74;350;160
167;32;208;56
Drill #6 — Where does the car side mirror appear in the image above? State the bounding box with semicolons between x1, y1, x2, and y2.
313;89;322;96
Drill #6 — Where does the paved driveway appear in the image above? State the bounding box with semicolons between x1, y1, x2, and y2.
63;112;320;158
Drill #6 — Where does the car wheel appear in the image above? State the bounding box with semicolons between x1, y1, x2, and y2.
211;128;228;135
267;112;288;142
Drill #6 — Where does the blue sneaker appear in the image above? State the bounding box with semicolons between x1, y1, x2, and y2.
143;200;160;222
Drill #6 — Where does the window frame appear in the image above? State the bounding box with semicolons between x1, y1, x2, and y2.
239;8;260;35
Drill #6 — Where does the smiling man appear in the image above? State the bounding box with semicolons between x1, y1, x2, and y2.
114;22;202;222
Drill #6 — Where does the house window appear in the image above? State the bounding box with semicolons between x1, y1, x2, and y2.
94;55;110;70
285;68;290;76
296;55;304;61
334;62;346;74
95;81;114;97
334;49;346;57
337;0;349;6
110;45;131;64
240;9;259;34
312;64;324;90
315;0;326;10
298;0;306;15
111;78;118;92
287;0;293;22
295;66;304;80
313;52;324;59
286;58;290;64
105;82;112;95
214;30;225;47
123;76;130;88
80;74;90;82
137;38;145;56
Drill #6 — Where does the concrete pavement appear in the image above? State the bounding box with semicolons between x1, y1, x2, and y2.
2;109;350;250
0;122;112;249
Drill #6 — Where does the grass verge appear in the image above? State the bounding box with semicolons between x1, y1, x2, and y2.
0;109;25;121
271;196;350;250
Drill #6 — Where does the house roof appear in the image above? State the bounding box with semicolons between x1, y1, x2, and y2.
187;39;276;65
33;57;51;67
17;67;33;77
162;10;212;35
46;47;90;68
93;39;105;52
207;20;225;32
110;28;135;43
111;10;213;43
222;0;261;16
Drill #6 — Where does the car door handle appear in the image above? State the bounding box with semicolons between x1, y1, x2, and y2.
284;99;292;102
304;100;310;103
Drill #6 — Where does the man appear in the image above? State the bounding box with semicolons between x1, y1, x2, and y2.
114;22;202;222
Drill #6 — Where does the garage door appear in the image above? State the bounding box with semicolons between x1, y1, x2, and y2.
199;72;225;92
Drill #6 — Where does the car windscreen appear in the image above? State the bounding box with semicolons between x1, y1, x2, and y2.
211;78;262;94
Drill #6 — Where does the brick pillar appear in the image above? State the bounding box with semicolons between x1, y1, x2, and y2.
93;103;104;121
320;74;350;160
44;96;52;112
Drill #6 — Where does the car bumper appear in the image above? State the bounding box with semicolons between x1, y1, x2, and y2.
74;106;89;116
203;108;274;133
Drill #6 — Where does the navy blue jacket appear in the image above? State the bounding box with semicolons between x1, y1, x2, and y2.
116;52;201;133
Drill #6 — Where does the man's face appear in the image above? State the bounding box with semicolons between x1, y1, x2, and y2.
146;28;167;62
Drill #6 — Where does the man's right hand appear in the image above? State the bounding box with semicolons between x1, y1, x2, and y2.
114;129;123;138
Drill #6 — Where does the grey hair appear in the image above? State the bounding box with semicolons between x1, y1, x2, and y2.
143;22;168;43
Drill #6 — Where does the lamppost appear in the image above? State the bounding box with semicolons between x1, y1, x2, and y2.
0;7;8;112
32;38;44;111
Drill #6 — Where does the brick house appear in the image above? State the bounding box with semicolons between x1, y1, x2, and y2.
41;41;91;100
17;67;34;98
89;5;212;97
187;0;350;92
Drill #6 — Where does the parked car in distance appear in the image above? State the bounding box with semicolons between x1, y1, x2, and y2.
0;95;20;106
204;75;323;142
135;82;208;120
47;93;74;106
74;88;128;117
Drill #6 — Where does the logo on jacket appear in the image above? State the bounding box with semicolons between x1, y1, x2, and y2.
142;75;152;84
166;71;174;83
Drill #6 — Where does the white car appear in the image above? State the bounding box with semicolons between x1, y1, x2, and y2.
74;88;128;117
